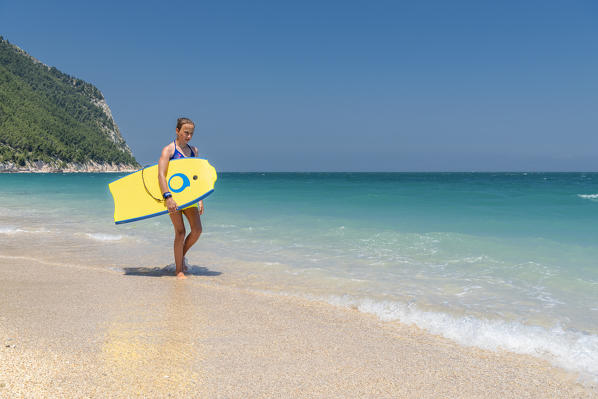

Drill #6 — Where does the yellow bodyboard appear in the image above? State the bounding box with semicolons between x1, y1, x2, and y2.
109;158;217;224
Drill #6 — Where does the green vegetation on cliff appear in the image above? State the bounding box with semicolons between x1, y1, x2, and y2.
0;36;138;167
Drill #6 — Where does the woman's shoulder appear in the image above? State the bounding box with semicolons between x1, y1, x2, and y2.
160;141;176;158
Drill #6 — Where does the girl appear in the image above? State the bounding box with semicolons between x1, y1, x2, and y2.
158;117;203;279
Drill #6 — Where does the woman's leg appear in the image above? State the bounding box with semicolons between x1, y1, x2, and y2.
169;210;187;278
182;207;202;263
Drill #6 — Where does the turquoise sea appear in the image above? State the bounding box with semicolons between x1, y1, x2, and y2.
1;172;597;381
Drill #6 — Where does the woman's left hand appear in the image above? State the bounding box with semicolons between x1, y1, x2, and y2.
198;200;204;215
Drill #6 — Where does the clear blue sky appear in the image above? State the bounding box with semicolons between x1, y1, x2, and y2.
1;1;597;171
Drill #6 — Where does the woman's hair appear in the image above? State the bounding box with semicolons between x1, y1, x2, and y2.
176;117;194;130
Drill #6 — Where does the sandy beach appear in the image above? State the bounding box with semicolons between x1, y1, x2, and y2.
0;257;594;398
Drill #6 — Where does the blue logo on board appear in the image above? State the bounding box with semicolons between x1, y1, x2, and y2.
168;173;190;193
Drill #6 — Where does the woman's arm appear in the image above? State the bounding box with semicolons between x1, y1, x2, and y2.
158;144;177;212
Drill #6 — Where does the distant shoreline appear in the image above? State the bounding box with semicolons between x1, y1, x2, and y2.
0;170;137;174
0;161;138;174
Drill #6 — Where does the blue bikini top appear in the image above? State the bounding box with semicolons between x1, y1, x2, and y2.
170;140;196;160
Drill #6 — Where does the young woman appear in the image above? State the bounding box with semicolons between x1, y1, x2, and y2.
158;117;203;279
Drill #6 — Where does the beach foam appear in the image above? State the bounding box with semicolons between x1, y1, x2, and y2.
0;226;25;234
0;226;49;235
85;233;123;242
321;294;598;383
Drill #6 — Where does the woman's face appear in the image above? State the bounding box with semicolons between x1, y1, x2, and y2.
176;123;195;144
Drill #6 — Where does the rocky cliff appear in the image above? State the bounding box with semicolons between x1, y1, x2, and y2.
0;36;139;172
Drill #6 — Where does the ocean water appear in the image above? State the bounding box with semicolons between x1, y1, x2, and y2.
1;172;598;381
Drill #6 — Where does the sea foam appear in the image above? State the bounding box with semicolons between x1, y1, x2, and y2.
0;226;25;234
322;295;598;383
0;226;48;235
85;233;123;242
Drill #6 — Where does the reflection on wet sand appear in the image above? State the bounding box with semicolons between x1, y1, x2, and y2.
101;283;200;396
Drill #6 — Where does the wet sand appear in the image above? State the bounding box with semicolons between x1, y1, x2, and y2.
0;257;595;398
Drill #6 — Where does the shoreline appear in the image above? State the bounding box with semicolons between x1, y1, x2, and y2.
0;161;138;173
0;169;136;174
0;257;595;398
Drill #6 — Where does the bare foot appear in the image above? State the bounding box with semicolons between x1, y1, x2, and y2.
176;271;188;280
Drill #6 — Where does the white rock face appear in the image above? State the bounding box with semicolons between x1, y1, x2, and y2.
0;160;137;173
90;96;134;156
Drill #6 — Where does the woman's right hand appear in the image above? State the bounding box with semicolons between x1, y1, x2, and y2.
165;197;178;213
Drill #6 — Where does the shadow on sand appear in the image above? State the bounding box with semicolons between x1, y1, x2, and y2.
123;264;222;278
